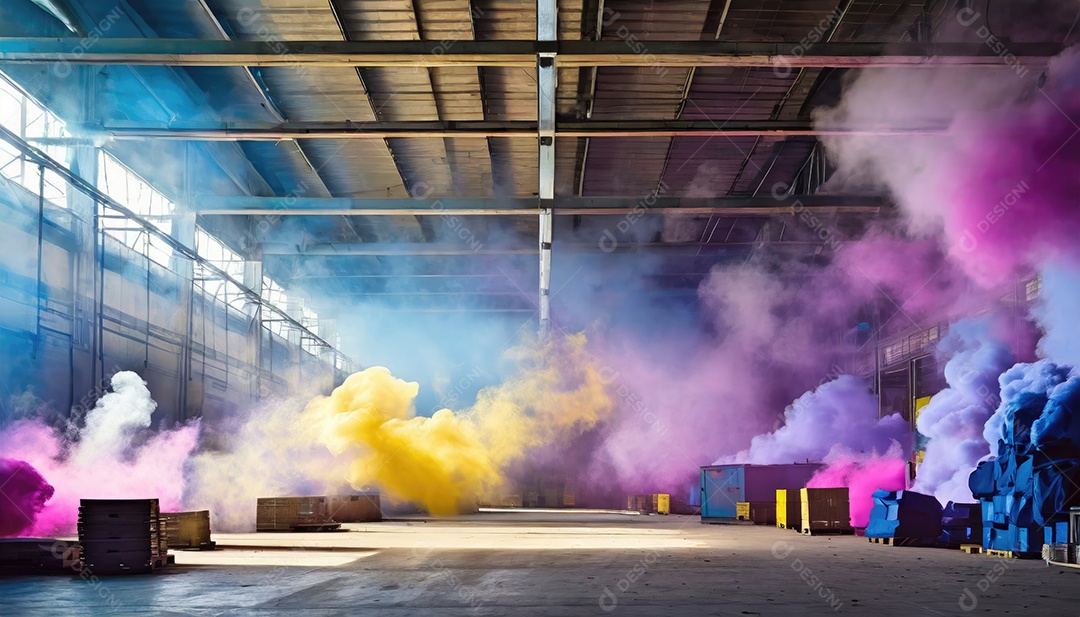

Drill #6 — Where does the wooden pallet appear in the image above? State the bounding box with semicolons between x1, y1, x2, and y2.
867;536;937;547
292;522;342;532
960;544;982;554
177;542;217;551
802;527;855;536
149;554;175;570
986;549;1040;559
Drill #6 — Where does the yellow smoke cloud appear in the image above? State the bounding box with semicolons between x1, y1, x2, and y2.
309;367;498;515
307;333;613;514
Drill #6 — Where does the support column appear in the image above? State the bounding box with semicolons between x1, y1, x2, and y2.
170;206;197;420
286;298;304;390
537;0;556;334
68;65;100;414
243;258;263;400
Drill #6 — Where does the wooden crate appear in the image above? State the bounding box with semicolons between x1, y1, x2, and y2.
800;488;852;534
161;511;214;549
736;502;751;520
256;496;337;532
740;502;776;525
326;495;381;523
479;494;524;508
627;494;670;515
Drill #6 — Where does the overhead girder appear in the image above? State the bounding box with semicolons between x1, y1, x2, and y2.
0;39;1062;68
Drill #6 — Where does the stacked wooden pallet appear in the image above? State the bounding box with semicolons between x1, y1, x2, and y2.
79;499;171;574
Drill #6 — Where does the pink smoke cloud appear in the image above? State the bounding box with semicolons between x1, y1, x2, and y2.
807;443;908;528
0;372;199;535
0;458;55;537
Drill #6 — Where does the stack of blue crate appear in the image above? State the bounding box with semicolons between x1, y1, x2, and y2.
939;501;982;546
866;489;943;540
968;380;1080;554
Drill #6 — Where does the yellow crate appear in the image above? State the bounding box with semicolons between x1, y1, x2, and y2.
736;502;751;520
776;490;786;527
656;494;670;515
777;489;799;528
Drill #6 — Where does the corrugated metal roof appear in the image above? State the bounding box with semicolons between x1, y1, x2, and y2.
104;0;940;300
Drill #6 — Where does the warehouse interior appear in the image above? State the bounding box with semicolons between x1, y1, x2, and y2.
1;0;1080;614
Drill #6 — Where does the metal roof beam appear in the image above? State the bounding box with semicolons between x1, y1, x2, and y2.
261;241;827;256
0;39;1061;67
192;194;886;216
70;119;945;140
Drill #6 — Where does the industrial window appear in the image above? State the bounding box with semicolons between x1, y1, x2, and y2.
97;151;175;267
262;277;290;338
98;151;174;231
1025;276;1041;302
196;228;245;280
195;227;249;311
260;276;319;346
299;305;320;354
0;71;71;205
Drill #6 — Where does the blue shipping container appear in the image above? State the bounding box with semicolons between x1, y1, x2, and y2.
700;463;822;521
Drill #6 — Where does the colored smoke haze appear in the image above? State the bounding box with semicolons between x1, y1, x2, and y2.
912;320;1014;504
719;375;910;465
311;333;614;514
183;393;352;531
812;49;1080;513
589;255;943;497
310;367;497;515
0;459;54;537
807;444;907;528
817;50;1080;288
984;360;1079;458
1033;265;1080;369
1031;374;1080;454
0;372;198;535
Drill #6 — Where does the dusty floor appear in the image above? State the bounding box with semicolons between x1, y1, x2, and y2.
1;511;1077;616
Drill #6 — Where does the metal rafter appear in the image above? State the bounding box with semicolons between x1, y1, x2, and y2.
191;194;887;216
43;119;947;141
261;240;852;256
0;39;1061;67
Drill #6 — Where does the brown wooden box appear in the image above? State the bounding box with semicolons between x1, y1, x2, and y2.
800;488;852;533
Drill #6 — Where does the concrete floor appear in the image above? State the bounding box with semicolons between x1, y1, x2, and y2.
2;512;1078;616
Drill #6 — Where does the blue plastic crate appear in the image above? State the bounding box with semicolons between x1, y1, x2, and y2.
1044;520;1070;545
